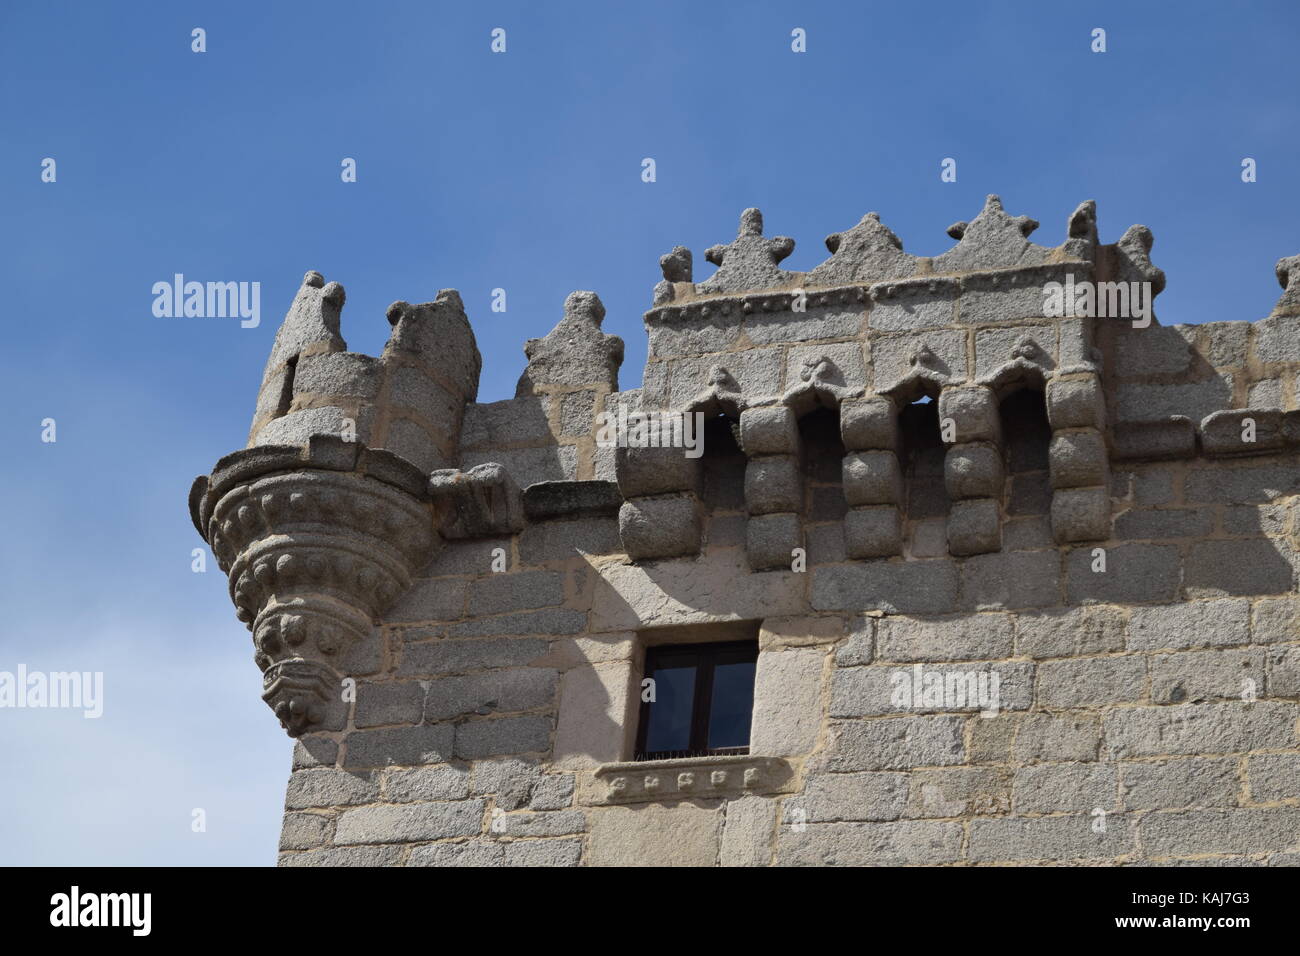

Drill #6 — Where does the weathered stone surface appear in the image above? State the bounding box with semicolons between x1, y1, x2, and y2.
719;796;777;867
1046;374;1104;430
1140;808;1300;858
203;205;1300;869
739;405;799;455
814;560;959;615
779;819;964;865
821;716;965;771
947;498;1001;556
1015;606;1125;658
1121;758;1239;810
750;648;824;755
840;396;898;451
1013;764;1116;814
335;800;485;845
968;814;1133;862
516;291;623;395
587;804;722;866
1103;702;1297;758
618;495;702;560
1036;655;1146;707
937;386;999;444
522;481;622;521
745;455;803;513
944;444;1003;500
843;505;903;558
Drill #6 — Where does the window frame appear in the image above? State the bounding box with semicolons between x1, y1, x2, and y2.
633;639;758;761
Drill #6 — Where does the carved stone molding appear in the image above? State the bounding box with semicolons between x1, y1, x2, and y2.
192;441;435;736
587;755;795;805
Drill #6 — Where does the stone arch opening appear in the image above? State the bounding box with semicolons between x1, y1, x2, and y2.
999;387;1051;516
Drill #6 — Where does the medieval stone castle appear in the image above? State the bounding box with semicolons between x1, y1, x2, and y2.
190;196;1300;865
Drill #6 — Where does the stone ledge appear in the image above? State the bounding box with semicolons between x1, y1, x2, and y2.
586;754;795;805
523;480;623;521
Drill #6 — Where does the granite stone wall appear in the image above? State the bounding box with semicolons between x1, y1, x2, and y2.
191;197;1300;865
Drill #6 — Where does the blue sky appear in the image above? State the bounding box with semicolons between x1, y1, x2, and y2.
0;0;1297;865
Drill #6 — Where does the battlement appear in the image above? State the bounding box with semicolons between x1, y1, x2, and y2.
189;199;1300;868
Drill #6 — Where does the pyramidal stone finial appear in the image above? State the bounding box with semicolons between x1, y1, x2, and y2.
1112;224;1167;296
1272;254;1300;316
694;208;796;295
516;291;624;396
806;211;918;286
934;195;1047;273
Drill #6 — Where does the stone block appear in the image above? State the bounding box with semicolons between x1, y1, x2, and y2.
587;804;721;867
618;495;702;560
813;560;959;615
614;443;701;498
746;512;802;571
843;505;902;559
1130;600;1251;654
1015;606;1125;658
1051;486;1111;542
1102;701;1297;758
1065;543;1180;605
343;725;455;769
739;405;799;455
1149;648;1264;704
840;396;898;451
453;715;552;759
968;814;1133;862
842;451;903;506
745;455;803;514
750;647;824;756
1248;754;1300;803
334;800;485;845
943;443;1003;500
778;820;964;866
1185;539;1294;597
285;769;379;809
279;812;332;851
468;570;564;616
719;796;777;867
1140;808;1300;858
384;765;471;803
1036;656;1146;707
1045;374;1104;430
796;772;908;823
822;716;965;771
503;839;584;867
937;385;999;444
1121;758;1239;810
1201;408;1286;456
1014;714;1100;763
876;613;1014;662
906;767;1011;817
1013;764;1116;814
1048;429;1108;489
960;550;1059;610
553;661;635;770
424;668;559;721
947;498;1001;556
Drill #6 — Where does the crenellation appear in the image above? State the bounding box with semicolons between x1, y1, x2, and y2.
193;199;1300;866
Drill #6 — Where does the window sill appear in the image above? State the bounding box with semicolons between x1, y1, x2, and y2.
588;754;794;805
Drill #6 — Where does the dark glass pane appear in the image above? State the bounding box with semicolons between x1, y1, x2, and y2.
642;662;696;754
707;659;756;749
